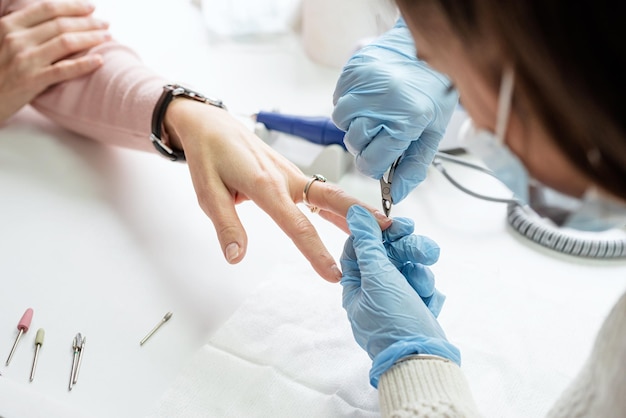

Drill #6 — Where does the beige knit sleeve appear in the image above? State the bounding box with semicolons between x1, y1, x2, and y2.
378;358;482;417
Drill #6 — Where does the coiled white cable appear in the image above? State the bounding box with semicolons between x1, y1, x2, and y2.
506;202;626;258
433;152;626;259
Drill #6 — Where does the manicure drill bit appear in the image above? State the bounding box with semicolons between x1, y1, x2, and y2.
140;312;173;345
6;308;33;366
68;333;82;391
29;328;45;382
72;336;86;385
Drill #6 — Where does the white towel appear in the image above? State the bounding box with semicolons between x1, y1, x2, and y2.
151;263;379;418
149;234;623;418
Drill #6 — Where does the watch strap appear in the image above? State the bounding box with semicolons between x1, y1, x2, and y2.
150;84;226;162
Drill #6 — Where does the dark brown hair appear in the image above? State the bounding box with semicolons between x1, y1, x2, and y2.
398;0;626;199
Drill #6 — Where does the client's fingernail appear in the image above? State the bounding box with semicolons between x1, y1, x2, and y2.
225;242;240;263
374;210;392;225
331;264;342;282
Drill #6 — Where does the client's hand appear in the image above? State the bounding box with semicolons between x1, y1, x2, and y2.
0;0;110;123
165;99;392;283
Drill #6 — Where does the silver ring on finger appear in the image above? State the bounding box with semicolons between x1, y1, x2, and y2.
302;174;327;214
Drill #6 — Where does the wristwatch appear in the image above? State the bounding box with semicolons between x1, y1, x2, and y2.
150;84;227;161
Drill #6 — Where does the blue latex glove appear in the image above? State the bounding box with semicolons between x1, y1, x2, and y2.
332;19;459;203
341;205;460;387
379;214;446;317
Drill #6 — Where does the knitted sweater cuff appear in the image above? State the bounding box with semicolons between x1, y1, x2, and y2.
378;358;481;417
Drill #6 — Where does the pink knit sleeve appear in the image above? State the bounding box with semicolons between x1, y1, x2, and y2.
2;0;166;152
31;41;168;153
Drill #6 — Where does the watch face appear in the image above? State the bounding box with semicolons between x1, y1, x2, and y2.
168;84;226;109
168;83;200;99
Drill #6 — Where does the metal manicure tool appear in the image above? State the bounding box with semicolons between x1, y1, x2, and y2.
140;312;173;346
380;157;401;217
5;308;34;366
69;333;86;391
29;328;45;382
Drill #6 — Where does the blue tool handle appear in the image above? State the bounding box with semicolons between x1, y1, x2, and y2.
256;111;346;149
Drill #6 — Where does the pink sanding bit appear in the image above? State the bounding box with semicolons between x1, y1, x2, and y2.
5;308;33;366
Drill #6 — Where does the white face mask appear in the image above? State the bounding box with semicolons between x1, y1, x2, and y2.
459;68;626;232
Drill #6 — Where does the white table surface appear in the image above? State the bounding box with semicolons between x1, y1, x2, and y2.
1;1;626;417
